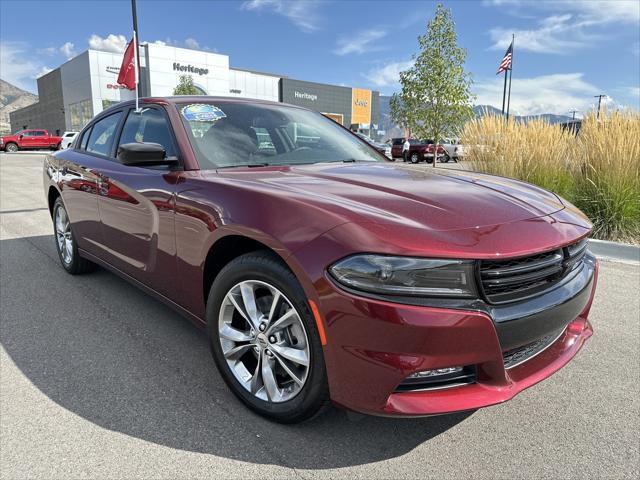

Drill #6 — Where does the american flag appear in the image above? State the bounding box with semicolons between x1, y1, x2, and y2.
496;42;513;75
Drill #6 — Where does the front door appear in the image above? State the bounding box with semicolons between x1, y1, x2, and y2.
95;106;181;297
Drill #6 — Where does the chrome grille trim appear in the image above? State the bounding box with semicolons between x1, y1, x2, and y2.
478;239;589;304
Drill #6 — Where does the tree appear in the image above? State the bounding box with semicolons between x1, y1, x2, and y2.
173;75;202;95
390;4;474;166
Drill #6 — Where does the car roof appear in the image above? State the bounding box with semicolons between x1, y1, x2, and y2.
100;95;308;116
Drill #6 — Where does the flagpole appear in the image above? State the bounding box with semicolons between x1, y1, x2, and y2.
501;68;508;115
133;29;139;112
131;0;142;100
506;34;514;120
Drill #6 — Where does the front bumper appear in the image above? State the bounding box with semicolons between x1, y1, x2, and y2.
312;253;598;417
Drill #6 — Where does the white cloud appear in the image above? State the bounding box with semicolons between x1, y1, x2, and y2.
241;0;322;33
38;42;77;60
484;0;639;23
334;29;387;55
88;34;128;53
184;38;200;49
472;72;618;115
0;41;51;91
489;14;591;54
60;42;76;60
364;60;413;88
486;0;639;54
152;37;215;52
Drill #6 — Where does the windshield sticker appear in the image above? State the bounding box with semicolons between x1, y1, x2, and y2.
181;104;227;122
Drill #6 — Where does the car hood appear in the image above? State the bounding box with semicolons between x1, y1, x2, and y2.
214;162;566;232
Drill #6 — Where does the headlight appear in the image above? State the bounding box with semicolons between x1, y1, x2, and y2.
329;255;477;298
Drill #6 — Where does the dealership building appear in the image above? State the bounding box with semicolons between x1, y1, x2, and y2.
11;43;380;138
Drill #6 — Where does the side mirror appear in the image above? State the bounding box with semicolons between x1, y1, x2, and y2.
117;142;175;167
19;134;24;140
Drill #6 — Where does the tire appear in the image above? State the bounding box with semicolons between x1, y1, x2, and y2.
410;153;419;164
52;197;96;274
207;251;329;423
5;143;18;153
444;153;451;163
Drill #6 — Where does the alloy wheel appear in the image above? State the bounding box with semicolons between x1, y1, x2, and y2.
218;280;310;403
55;206;73;264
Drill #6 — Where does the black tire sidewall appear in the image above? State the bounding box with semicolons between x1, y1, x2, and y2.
207;252;328;423
52;197;81;273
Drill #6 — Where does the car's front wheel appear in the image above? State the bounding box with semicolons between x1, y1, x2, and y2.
207;252;329;423
410;152;420;163
52;197;96;274
5;143;18;153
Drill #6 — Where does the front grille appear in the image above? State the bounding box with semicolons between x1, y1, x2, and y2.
479;239;588;304
502;326;566;369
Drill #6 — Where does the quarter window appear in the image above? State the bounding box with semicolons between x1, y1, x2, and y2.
118;107;176;158
86;112;123;156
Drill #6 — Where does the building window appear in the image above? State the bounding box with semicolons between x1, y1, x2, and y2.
69;99;94;131
102;99;120;111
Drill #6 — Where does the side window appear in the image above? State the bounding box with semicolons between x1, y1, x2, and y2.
22;131;34;137
86;112;123;156
35;131;46;137
118;107;176;158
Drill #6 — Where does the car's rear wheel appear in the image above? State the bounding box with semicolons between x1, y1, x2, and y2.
52;197;96;274
5;143;18;153
410;152;420;163
443;153;451;163
207;252;329;423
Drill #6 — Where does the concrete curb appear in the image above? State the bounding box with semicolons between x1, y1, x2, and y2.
588;239;640;265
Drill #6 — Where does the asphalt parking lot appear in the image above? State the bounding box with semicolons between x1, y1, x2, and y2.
1;153;638;479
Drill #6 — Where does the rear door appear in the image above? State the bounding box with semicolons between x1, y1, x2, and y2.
57;112;125;257
95;105;181;296
34;130;47;148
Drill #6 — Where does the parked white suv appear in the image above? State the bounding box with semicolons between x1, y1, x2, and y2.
442;138;465;162
59;131;79;149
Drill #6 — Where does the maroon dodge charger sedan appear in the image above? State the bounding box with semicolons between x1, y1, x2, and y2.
44;97;597;423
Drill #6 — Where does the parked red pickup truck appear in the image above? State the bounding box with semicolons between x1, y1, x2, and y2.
390;138;445;164
1;129;62;152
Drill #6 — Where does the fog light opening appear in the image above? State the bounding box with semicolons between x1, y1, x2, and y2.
407;366;463;379
396;365;476;392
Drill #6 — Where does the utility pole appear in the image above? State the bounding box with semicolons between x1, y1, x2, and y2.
594;95;606;119
569;110;578;120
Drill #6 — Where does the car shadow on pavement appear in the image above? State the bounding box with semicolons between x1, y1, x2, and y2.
0;234;473;470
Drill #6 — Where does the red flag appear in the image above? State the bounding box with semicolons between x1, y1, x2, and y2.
117;37;138;90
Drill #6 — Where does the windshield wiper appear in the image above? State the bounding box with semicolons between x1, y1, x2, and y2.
247;162;270;167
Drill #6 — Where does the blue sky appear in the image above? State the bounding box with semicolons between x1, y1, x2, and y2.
1;0;638;116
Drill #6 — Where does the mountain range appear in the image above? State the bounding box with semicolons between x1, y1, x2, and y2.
0;80;38;135
378;96;577;140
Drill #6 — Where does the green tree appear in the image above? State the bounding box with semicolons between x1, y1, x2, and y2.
173;75;202;95
390;4;474;165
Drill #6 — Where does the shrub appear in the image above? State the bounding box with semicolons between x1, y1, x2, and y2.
462;110;640;243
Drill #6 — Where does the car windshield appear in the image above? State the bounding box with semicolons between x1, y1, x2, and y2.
178;101;384;169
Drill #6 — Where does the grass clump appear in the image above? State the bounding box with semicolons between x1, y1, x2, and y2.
462;110;640;243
